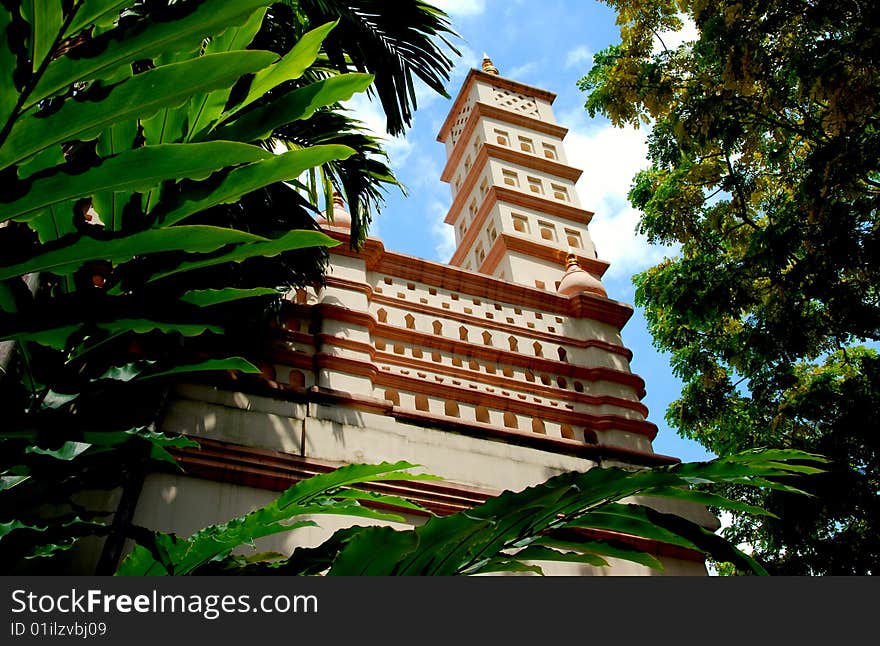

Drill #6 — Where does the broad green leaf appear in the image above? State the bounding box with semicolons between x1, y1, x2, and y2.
0;51;279;170
509;544;610;568
224;21;338;119
185;5;270;140
28;199;78;243
20;0;63;73
211;73;375;143
160;145;356;226
327;526;419;575
0;7;18;128
1;325;80;350
179;287;280;307
0;475;30;492
1;141;272;222
97;320;224;337
31;0;274;108
26;441;92;461
147;229;340;283
467;558;545;575
0;225;268;280
92;120;139;230
16;144;65;180
136;357;261;380
64;0;130;37
533;536;664;571
645;486;777;518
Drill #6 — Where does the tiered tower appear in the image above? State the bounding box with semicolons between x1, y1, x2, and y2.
440;56;606;295
105;58;717;576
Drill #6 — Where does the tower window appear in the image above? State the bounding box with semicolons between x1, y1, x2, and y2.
494;129;509;146
565;229;582;248
542;143;558;160
538;221;556;241
479;176;489;197
518;136;534;153
469;198;477;216
502;169;519;187
527;176;543;194
511;213;530;233
551;183;569;202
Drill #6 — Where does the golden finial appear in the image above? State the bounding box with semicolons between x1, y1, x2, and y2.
565;252;580;270
482;53;499;75
332;191;345;207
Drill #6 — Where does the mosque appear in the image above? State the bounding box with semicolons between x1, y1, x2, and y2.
124;57;716;575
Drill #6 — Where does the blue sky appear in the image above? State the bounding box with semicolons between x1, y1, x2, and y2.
345;0;713;463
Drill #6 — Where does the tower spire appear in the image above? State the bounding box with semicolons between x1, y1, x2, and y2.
481;53;499;75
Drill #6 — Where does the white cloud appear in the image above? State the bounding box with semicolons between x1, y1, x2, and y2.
653;15;699;53
429;199;456;261
565;45;593;69
564;122;676;281
431;0;487;17
507;61;538;80
343;93;414;166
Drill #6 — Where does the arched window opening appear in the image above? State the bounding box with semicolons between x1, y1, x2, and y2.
445;400;460;418
532;419;546;434
557;347;567;362
533;341;543;358
433;320;443;335
508;336;518;352
415;395;430;411
482;331;493;346
384;390;400;406
377;308;387;323
459;326;468;341
404;314;415;330
503;412;518;429
560;424;575;440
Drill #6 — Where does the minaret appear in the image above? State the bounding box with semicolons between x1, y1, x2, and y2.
437;55;607;293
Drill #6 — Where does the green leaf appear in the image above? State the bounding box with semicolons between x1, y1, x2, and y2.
211;73;375;143
0;6;18;128
26;441;92;461
0;225;268;280
20;0;63;73
31;0;274;108
92;120;139;231
64;0;130;37
136;357;261;380
179;287;280;307
509;544;610;568
0;51;279;170
224;21;338;120
160;145;356;226
327;526;419;575
2;141;272;223
27;199;78;243
183;5;269;140
147;229;339;283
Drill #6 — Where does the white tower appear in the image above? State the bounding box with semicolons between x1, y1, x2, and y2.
437;55;607;294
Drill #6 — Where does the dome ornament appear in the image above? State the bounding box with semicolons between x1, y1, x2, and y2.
481;53;499;75
557;252;607;298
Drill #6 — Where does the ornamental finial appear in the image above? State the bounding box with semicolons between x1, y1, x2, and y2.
481;53;499;75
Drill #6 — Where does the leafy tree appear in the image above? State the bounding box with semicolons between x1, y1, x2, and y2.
579;0;880;573
0;0;455;573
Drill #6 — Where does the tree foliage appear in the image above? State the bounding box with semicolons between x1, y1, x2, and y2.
116;451;827;576
580;0;880;573
0;0;454;573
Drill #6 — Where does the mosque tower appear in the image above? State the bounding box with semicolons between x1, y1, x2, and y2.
112;56;717;577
